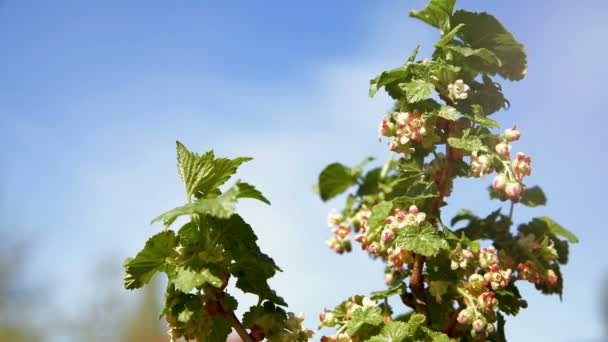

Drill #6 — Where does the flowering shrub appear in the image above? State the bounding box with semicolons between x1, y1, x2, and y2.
124;0;578;341
315;0;578;340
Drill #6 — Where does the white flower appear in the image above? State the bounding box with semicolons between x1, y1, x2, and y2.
448;79;470;101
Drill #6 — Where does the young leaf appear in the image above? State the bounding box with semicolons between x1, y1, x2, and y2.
345;306;384;335
367;201;394;232
176;141;216;199
452;10;527;80
172;267;223;292
437;105;459;121
435;23;465;47
538;216;579;243
124;230;177;290
409;0;456;32
520;186;547;207
370;66;411;97
447;136;484;152
318;163;358;201
152;182;270;226
368;321;409;342
395;222;447;257
401;79;436;103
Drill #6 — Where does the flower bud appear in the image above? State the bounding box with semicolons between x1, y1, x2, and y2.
381;228;394;243
379;117;395;137
505;182;523;202
473;319;486;332
457;309;473;325
504;126;521;141
546;269;558;285
492;174;507;191
495;142;511;158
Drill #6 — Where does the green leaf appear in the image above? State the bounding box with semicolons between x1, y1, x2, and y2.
172;268;223;292
368;321;409;342
445;45;502;71
435;23;465;47
124;230;177;290
176;141;216;199
211;215;286;306
494;283;528;316
401;79;435;103
152;185;240;226
234;181;271;205
318;163;358;201
367;201;393;232
175;141;253;200
447;136;484;152
437;105;458;121
395;222;447;257
452;10;527;80
345;306;384;335
409;0;456;32
464;104;500;128
519;186;547;207
370;66;410;97
369;46;419;97
153;182;269;226
370;283;406;301
538;216;579;243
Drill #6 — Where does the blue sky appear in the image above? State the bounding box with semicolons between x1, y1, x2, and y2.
1;0;607;341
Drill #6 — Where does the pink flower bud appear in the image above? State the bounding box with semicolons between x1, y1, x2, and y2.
495;142;511;158
492;174;507;191
546;269;558;285
408;205;419;214
504;126;521;141
379;117;394;137
473;319;486;332
457;309;473;325
367;242;379;255
505;182;523;202
381;229;394;243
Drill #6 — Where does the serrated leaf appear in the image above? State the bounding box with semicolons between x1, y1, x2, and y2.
395;222;447;256
172;267;223;292
538;216;579;243
464;104;500;128
211;215;286;306
153;182;269;226
370;283;406;301
234;181;271;205
370;66;410;97
401;79;435;103
494;283;527;316
368;321;409;342
152;185;241;226
176;141;216;199
452;10;527;80
318;163;358;201
445;45;502;70
345;306;384;335
437;105;458;120
447;136;484;152
124;230;177;290
367;201;393;232
520;186;547;207
409;0;456;32
435;23;465;47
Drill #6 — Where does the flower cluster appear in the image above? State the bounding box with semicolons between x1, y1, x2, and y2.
319;297;378;342
469;151;493;178
284;312;315;341
354;205;426;267
379;111;436;158
325;207;371;254
456;247;514;339
515;233;560;286
491;126;532;202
